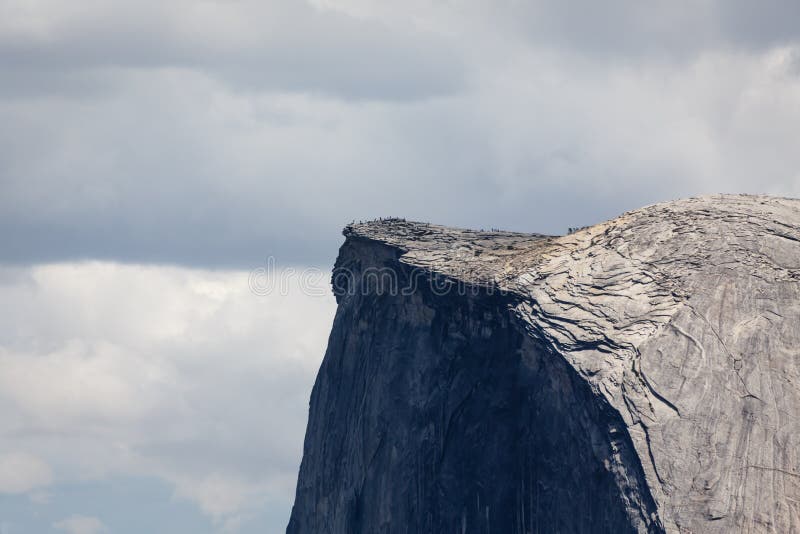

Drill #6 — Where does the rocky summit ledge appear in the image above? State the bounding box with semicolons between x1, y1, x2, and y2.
342;218;555;288
290;194;800;534
342;195;800;298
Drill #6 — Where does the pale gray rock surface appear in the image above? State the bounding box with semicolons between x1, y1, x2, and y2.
288;195;800;533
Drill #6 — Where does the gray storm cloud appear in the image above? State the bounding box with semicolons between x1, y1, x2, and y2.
1;0;799;268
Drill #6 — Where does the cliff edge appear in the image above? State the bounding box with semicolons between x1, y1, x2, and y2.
288;194;800;533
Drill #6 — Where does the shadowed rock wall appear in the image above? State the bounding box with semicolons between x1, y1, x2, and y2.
288;240;660;533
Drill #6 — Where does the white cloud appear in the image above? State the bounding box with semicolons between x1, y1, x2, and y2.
0;452;52;494
0;340;160;426
0;262;336;529
169;471;297;531
53;515;107;534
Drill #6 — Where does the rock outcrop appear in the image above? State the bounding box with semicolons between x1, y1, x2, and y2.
287;195;800;533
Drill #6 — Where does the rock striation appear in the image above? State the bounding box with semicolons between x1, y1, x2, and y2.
287;195;800;533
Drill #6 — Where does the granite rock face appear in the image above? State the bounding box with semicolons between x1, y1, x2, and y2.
287;195;800;534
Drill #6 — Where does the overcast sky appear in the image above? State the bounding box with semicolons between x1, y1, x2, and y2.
1;1;799;533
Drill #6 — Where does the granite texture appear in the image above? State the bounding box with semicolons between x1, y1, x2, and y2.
288;195;800;533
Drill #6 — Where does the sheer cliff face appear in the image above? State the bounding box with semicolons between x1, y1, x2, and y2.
288;195;800;534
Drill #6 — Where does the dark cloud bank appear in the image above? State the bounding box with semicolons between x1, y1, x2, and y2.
2;1;799;268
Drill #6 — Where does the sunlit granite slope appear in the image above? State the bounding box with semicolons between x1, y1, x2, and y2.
288;195;800;533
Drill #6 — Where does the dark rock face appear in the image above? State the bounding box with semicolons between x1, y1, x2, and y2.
288;195;800;533
288;243;658;533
